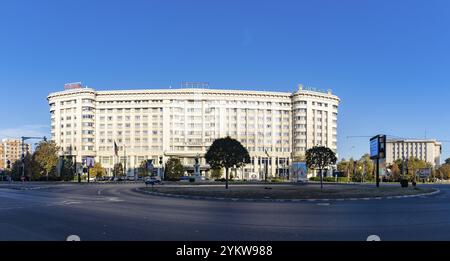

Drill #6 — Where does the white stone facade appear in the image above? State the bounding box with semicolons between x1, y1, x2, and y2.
48;84;340;178
386;139;442;168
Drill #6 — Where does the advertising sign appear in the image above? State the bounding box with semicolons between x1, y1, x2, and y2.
85;157;95;168
416;168;431;178
378;158;387;176
64;82;82;90
291;162;308;182
370;135;386;159
370;137;379;159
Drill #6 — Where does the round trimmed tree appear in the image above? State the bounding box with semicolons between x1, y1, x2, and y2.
205;137;250;189
306;146;337;190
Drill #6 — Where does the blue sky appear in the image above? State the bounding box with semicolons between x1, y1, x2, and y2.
1;0;450;160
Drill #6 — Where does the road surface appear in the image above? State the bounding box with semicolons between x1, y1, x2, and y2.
0;182;449;241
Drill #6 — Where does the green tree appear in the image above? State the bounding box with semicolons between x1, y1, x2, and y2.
60;158;75;181
33;141;59;181
138;160;150;178
346;157;356;182
164;158;185;180
113;163;124;178
445;158;450;165
337;159;349;173
407;157;429;181
205;136;250;189
437;164;450;180
359;154;374;182
389;162;401;182
305;146;337;190
10;154;36;181
210;168;223;180
394;157;430;181
90;162;106;179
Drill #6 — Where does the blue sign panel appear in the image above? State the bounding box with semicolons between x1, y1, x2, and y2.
370;137;379;159
292;162;308;181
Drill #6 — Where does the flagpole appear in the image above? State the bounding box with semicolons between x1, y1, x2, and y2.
114;140;119;179
124;144;127;177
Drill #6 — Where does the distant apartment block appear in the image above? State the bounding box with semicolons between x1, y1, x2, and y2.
0;139;31;170
386;139;442;168
47;83;340;179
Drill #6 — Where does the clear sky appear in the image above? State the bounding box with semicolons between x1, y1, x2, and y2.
1;0;450;160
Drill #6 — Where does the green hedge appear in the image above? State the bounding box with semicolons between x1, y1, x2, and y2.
309;177;349;183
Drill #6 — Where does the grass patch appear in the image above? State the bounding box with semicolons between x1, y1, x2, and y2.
142;184;436;199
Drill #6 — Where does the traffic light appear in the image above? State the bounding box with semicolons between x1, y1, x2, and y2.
6;160;11;169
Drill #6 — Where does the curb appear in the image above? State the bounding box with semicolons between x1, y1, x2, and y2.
2;186;53;191
135;188;441;203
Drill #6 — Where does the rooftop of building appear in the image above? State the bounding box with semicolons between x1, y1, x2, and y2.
387;139;442;144
48;82;340;101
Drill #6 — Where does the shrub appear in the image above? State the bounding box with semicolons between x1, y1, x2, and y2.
400;179;409;188
270;178;284;183
337;177;348;183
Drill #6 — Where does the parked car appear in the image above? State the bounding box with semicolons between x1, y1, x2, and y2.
179;176;190;182
145;176;161;185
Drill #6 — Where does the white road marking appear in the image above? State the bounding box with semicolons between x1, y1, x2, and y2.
106;197;124;202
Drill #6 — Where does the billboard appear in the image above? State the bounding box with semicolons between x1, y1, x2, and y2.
370;137;379;159
64;82;82;90
85;157;95;168
291;162;308;182
370;135;386;159
416;168;431;178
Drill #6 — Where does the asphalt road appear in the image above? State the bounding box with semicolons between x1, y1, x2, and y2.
0;182;449;241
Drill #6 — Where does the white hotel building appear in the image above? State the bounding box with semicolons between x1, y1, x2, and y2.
48;83;340;179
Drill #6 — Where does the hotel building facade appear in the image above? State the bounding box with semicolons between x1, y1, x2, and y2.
48;83;340;179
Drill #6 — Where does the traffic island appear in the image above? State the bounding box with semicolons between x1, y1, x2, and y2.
137;184;439;202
